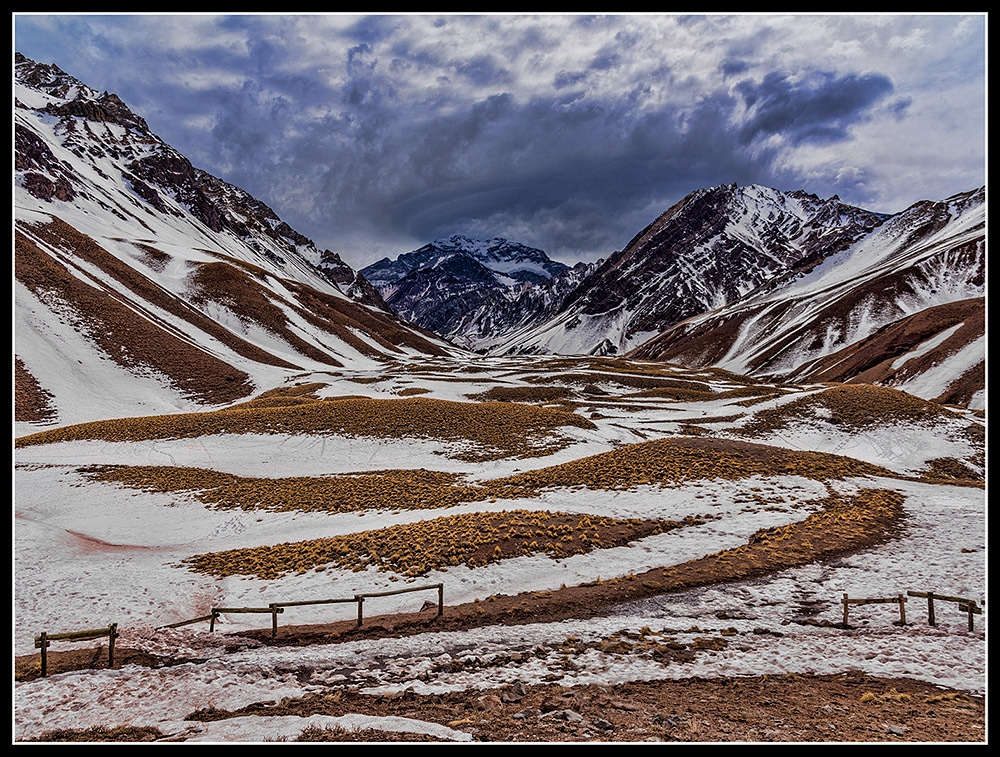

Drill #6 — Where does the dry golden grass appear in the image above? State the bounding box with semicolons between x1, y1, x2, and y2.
736;384;965;436
182;510;697;579
78;436;902;519
626;386;718;402
81;465;504;514
16;396;597;462
467;385;575;403
489;436;896;492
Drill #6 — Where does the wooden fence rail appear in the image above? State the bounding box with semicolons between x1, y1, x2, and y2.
33;623;119;677
841;593;907;626
159;583;447;637
907;591;983;631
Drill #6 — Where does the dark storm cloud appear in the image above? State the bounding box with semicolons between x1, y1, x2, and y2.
13;13;986;267
334;89;778;259
719;59;750;77
735;71;898;146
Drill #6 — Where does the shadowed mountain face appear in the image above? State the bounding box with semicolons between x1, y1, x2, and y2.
15;52;456;427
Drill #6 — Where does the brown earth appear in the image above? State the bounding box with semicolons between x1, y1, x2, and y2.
14;482;985;743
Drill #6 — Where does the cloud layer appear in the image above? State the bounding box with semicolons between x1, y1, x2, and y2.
14;13;986;267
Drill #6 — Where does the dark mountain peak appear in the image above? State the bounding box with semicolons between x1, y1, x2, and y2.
359;235;578;342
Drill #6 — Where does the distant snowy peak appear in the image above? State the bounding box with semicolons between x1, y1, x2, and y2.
362;235;569;290
358;236;576;341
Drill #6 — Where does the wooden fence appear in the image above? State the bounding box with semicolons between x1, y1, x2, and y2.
841;591;984;630
33;623;118;678
841;593;908;626
907;591;983;631
159;582;445;637
30;584;983;676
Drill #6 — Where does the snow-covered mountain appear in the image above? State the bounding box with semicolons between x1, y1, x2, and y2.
13;52;986;426
359;235;580;347
14;53;457;429
631;187;986;409
473;183;984;410
491;184;890;357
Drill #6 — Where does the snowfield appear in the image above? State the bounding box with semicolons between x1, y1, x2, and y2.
13;359;986;743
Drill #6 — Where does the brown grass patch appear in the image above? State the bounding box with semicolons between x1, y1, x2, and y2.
182;510;698;579
490;436;897;492
736;384;965;437
467;386;576;403
16;396;597;461
14;357;57;423
23;725;164;742
81;465;502;514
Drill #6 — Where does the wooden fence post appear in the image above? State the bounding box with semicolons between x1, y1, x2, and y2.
356;595;364;627
897;594;906;625
959;602;978;631
927;592;937;626
438;583;444;617
842;593;849;625
270;603;279;637
107;623;118;668
38;632;48;678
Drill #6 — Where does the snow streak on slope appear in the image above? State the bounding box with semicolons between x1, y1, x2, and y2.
490;184;888;358
629;188;985;410
14;54;458;428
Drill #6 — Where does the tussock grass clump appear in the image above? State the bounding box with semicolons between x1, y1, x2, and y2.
183;510;695;579
16;397;597;461
492;437;896;492
627;386;718;402
861;688;913;703
396;387;430;396
736;384;964;437
467;385;575;403
81;465;509;514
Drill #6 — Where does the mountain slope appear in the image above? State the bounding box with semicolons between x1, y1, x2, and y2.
14;53;456;429
490;184;888;357
629;187;985;409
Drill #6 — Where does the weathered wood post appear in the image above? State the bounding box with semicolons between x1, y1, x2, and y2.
926;592;937;626
37;631;48;678
107;623;118;668
270;603;279;637
209;610;220;632
438;583;444;617
356;595;365;627
897;594;906;625
842;593;849;625
958;601;978;631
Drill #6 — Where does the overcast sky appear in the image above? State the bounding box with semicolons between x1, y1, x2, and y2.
13;13;987;269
